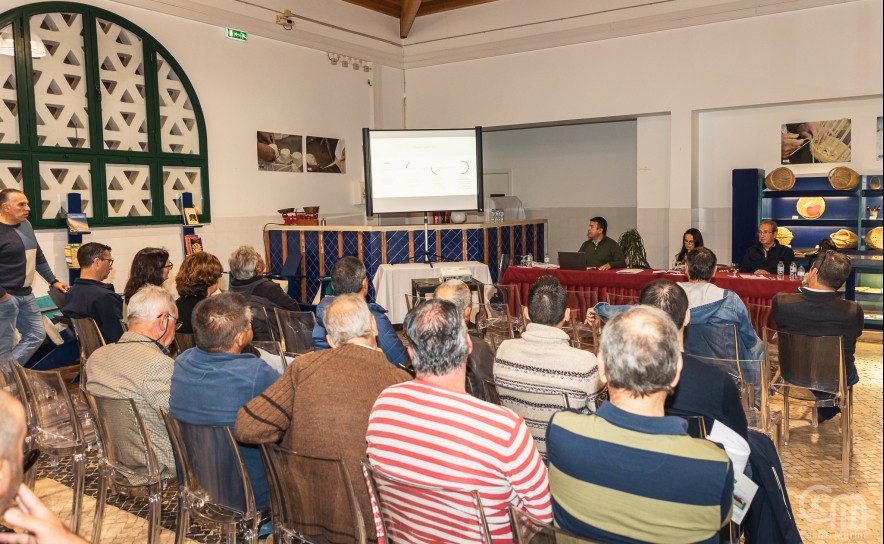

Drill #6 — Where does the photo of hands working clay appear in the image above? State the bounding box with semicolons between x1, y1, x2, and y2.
257;132;303;172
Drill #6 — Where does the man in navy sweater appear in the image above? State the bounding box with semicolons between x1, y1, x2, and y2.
62;242;124;343
0;189;68;363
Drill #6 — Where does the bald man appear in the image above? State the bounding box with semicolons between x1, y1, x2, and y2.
0;390;86;544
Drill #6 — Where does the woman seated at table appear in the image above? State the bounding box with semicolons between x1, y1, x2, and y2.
672;228;704;270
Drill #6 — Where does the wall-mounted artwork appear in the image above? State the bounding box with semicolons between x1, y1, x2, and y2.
257;132;303;172
781;119;851;164
877;116;882;161
305;137;345;173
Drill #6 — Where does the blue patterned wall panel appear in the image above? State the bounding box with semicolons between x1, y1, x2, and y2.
513;225;524;256
364;232;382;303
526;225;535;258
303;232;320;303
488;228;499;282
268;231;283;274
386;231;410;265
440;229;463;262
537;223;545;259
341;232;360;258
500;226;511;259
322;233;338;276
466;229;484;263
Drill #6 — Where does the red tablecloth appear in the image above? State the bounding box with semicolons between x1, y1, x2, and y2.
500;267;802;334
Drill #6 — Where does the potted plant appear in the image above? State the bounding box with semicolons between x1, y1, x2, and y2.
618;228;651;268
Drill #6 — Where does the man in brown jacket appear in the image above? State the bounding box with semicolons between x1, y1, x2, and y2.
234;293;410;541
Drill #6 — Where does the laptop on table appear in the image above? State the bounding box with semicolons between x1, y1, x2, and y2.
558;252;587;271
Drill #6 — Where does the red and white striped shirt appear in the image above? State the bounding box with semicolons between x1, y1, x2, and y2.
366;380;552;543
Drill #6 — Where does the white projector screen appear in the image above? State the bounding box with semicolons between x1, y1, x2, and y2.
363;128;483;215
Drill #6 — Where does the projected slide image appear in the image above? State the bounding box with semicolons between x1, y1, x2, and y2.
371;136;477;199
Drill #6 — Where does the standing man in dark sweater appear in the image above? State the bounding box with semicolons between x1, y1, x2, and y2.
577;216;626;269
62;242;124;343
740;219;795;274
772;251;863;422
0;189;68;363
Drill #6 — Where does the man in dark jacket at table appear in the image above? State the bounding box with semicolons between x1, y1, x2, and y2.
62;242;124;343
740;219;794;274
577;217;626;270
228;245;301;341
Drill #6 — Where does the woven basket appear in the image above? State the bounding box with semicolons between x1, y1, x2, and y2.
797;197;826;220
869;176;883;190
810;119;852;163
830;229;858;249
828;167;859;190
764;167;795;191
866;227;883;250
776;227;794;246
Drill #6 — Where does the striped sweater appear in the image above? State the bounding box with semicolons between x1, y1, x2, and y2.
366;380;552;543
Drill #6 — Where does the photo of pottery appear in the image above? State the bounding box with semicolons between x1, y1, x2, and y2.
257;132;303;172
781;119;851;165
305;136;345;173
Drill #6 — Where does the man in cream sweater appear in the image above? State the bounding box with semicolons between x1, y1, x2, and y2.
494;275;603;456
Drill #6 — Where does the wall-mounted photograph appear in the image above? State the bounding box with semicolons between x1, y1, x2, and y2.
781;118;851;164
257;132;303;172
305;137;345;173
877;116;882;161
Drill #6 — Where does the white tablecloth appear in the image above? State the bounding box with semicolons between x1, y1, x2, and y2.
373;261;493;324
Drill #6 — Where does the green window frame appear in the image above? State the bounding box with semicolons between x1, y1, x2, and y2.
0;1;209;229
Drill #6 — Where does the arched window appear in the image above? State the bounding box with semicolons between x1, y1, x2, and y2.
0;2;209;228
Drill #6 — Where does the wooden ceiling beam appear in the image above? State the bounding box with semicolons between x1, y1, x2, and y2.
341;0;401;18
400;0;422;38
416;0;498;17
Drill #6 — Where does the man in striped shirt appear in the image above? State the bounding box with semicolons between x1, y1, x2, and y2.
366;298;552;543
547;306;734;544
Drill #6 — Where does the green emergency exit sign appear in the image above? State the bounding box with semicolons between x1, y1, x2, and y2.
226;28;248;42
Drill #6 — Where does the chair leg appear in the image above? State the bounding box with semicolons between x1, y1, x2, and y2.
783;386;790;446
70;451;86;536
175;491;190;544
811;406;818;428
91;467;108;544
147;491;162;544
841;388;851;484
23;462;37;490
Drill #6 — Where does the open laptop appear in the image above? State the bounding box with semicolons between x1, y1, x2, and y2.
558;252;587;271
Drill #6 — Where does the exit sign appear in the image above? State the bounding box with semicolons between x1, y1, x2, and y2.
226;28;248;42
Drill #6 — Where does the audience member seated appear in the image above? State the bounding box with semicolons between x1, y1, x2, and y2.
312;257;407;367
366;298;552;541
494;276;603;454
174;252;224;334
228;245;300;341
672;228;703;270
170;292;280;510
740;220;794;275
62;242;124;343
641;278;748;440
547;306;734;543
0;390;88;544
235;293;411;538
124;248;172;304
84;285;179;479
772;250;863;422
433;279;494;400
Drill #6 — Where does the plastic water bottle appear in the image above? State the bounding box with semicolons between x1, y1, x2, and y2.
797;265;805;280
777;261;785;280
544;253;550;263
789;262;797;280
526;253;534;267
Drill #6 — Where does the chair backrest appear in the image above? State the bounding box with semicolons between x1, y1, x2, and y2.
13;364;85;453
162;411;256;518
493;381;570;457
677;415;708;439
274;308;316;355
262;444;366;544
47;285;67;311
0;358;37;453
173;332;196;355
498;254;522;282
246;341;288;369
83;391;162;488
249;303;280;343
477;284;524;336
684;323;739;361
776;330;845;395
362;462;493;544
404;294;432;312
70;317;106;362
564;290;598;322
605;293;639;306
483;379;501;405
508;505;602;544
747;303;775;336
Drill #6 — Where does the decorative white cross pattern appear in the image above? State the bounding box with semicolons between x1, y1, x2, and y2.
39;161;92;219
162;166;201;215
106;164;151;217
30;13;90;148
0;25;20;145
157;54;199;154
0;159;23;191
96;19;148;152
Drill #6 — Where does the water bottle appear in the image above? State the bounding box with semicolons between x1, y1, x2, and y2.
789;262;797;280
527;253;534;267
777;261;784;280
544;252;550;263
797;265;805;280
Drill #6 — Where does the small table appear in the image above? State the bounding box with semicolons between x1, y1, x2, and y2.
412;278;482;298
373;261;493;324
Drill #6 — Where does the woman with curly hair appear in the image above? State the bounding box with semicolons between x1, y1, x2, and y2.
174;252;224;334
124;248;172;304
672;228;704;270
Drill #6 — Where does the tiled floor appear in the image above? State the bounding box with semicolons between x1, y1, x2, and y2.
4;343;882;543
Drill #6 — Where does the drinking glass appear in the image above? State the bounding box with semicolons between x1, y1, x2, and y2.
730;263;738;276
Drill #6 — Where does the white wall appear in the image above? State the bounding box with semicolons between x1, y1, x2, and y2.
482;122;637;261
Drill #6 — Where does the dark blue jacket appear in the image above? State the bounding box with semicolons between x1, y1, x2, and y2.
169;347;281;509
62;278;124;343
745;430;802;544
312;296;408;367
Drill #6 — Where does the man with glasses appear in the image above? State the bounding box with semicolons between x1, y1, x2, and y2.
740;219;794;274
83;285;180;480
62;242;124;343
